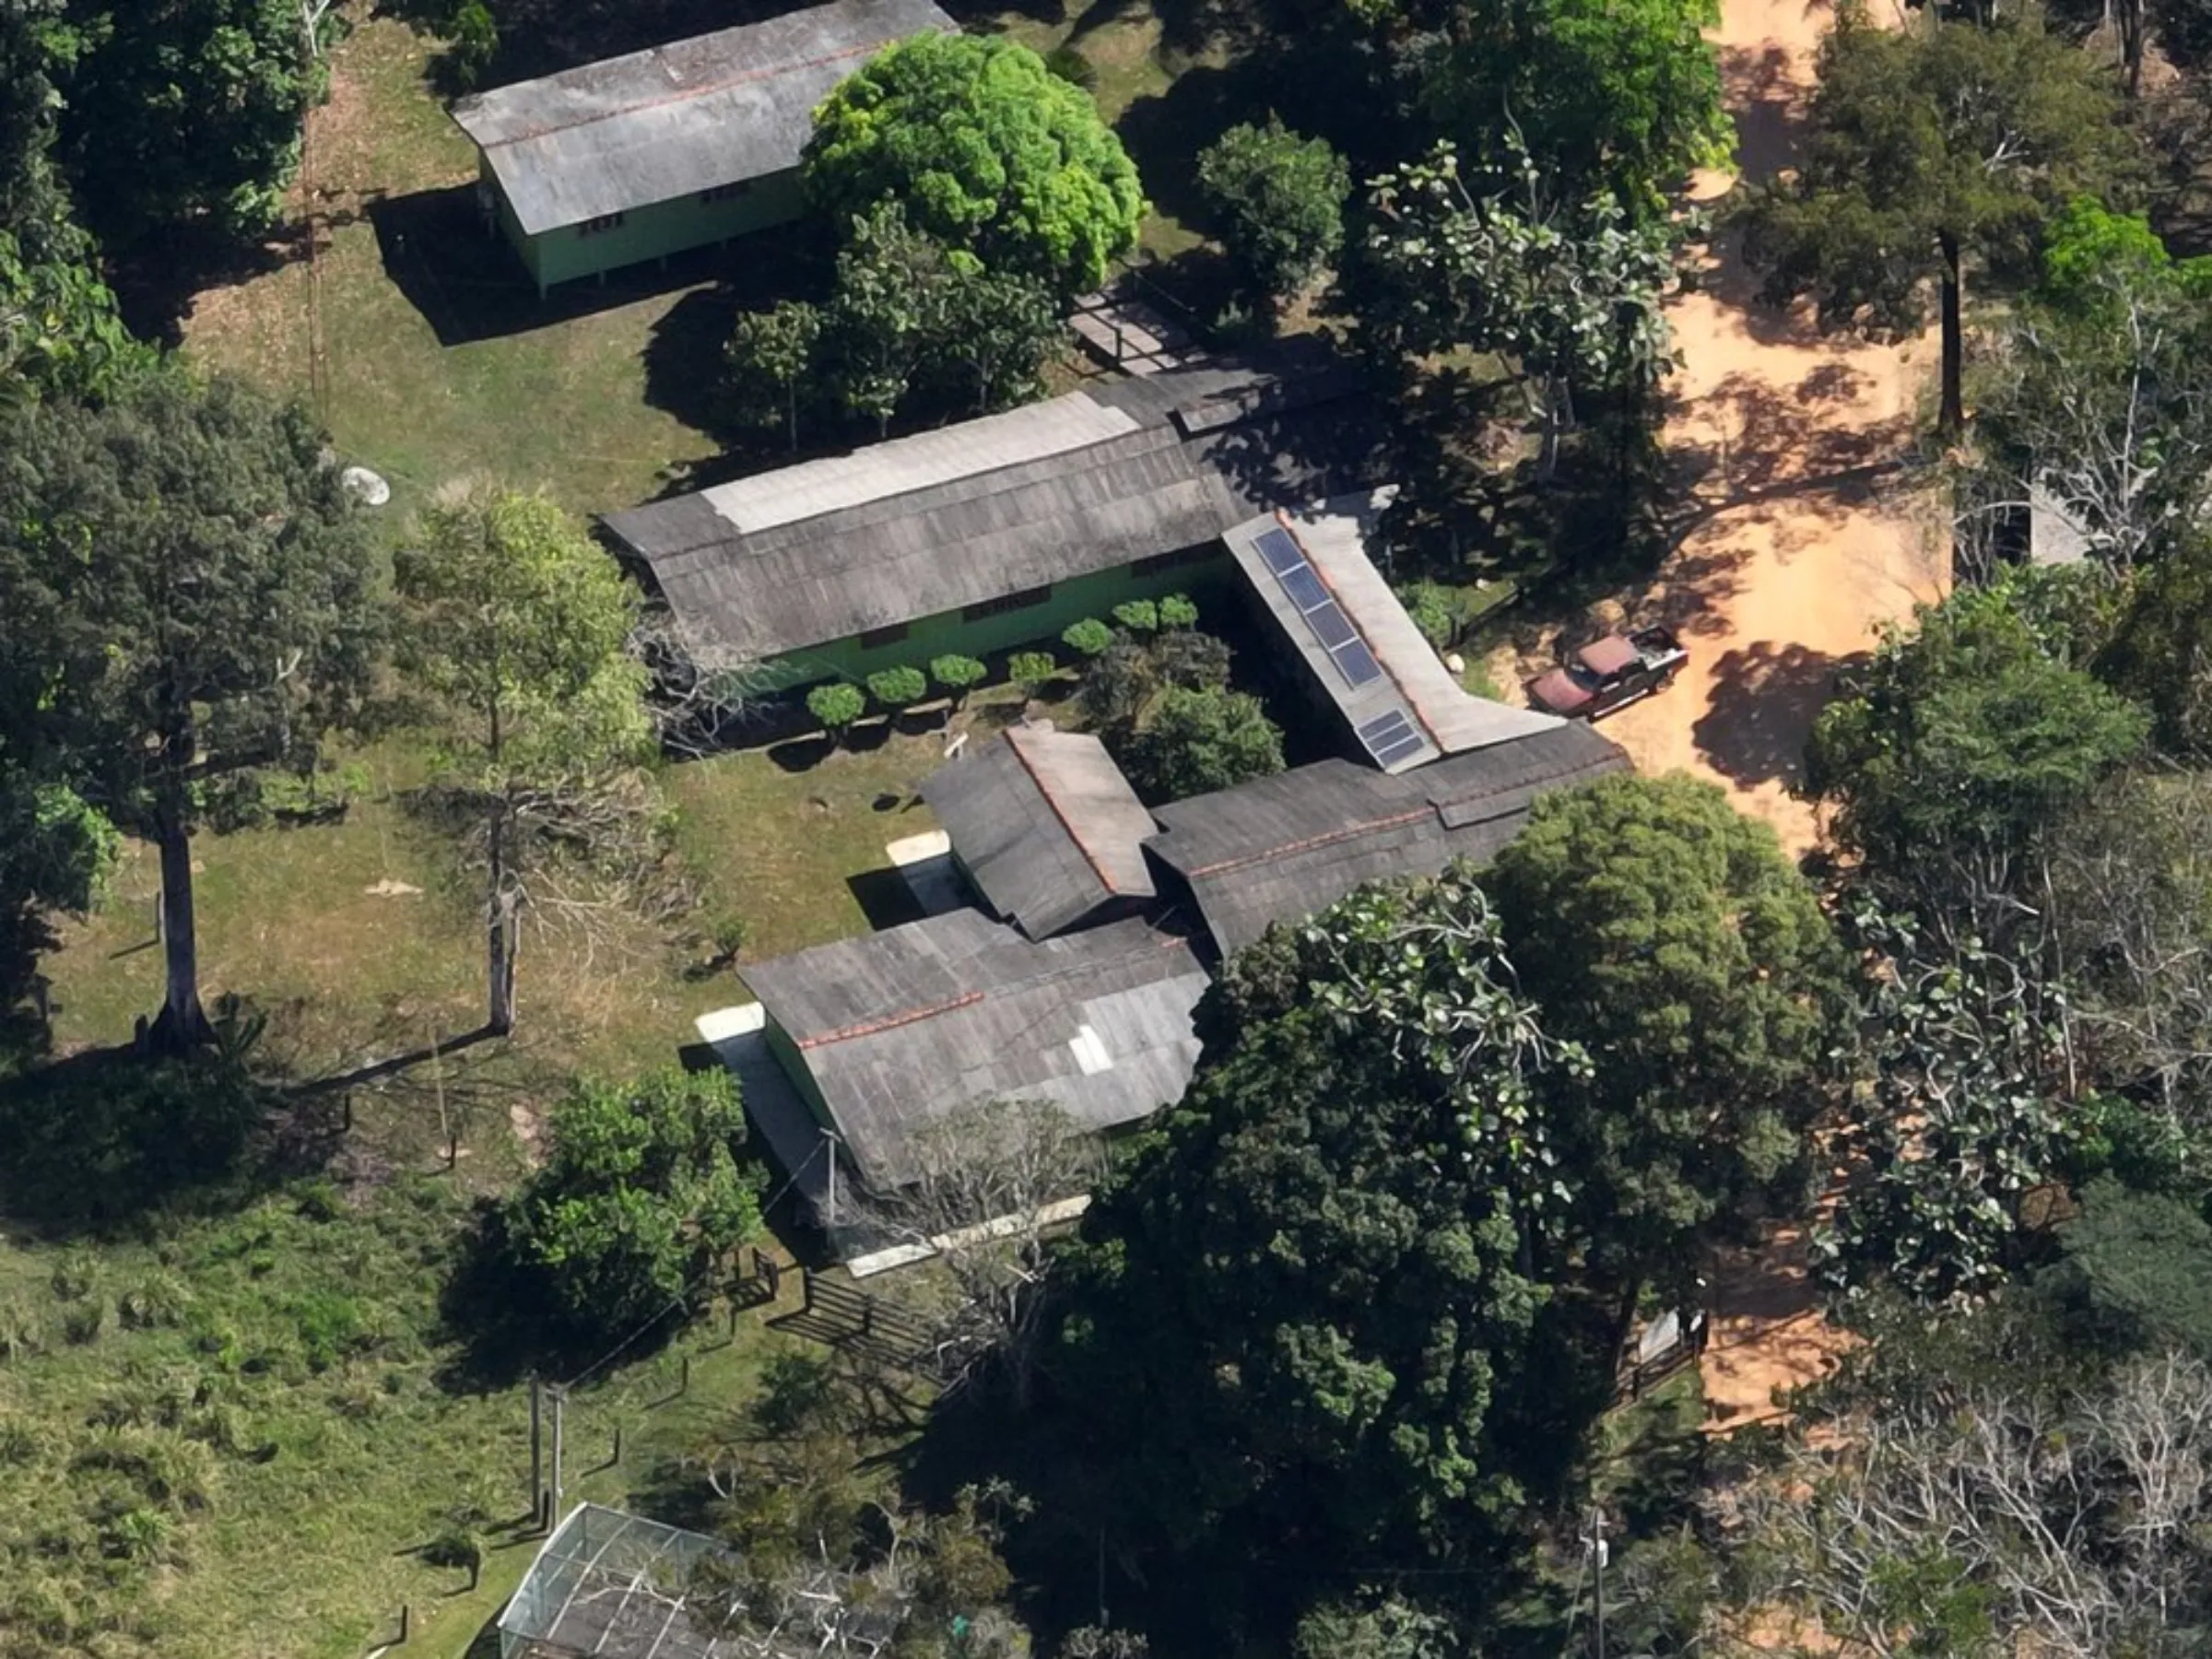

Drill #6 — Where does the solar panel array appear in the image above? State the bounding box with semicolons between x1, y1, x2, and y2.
1253;527;1382;689
1356;710;1428;769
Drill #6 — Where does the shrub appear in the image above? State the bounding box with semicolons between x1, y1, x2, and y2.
445;2;498;91
1158;593;1199;629
1007;650;1060;700
1123;686;1286;803
806;681;867;741
500;1068;765;1349
865;665;930;711
293;1292;365;1372
1196;116;1352;303
1112;599;1159;634
930;654;989;706
1063;618;1113;659
1397;581;1458;651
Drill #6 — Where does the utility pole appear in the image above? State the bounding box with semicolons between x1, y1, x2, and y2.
548;1384;567;1531
1588;1507;1608;1659
528;1374;543;1522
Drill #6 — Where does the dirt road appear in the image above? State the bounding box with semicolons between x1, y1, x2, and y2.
1592;0;1948;859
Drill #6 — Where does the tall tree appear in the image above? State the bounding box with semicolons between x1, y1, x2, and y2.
805;32;1144;298
0;373;377;1046
1739;3;2136;434
1052;868;1603;1634
1486;773;1853;1326
393;486;657;1035
724;300;820;453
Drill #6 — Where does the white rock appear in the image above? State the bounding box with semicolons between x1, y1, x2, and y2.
1443;653;1466;675
341;465;392;508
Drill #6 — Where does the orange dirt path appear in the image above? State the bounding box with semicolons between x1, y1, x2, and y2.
1597;0;1948;861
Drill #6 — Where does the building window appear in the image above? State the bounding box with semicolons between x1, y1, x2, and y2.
699;181;754;206
578;211;626;237
1130;545;1217;578
961;585;1052;622
858;621;910;650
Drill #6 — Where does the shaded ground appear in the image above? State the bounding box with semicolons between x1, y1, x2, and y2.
1562;0;1948;857
1701;1218;1855;1430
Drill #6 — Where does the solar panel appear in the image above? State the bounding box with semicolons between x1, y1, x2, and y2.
1308;603;1358;650
1332;639;1383;688
1255;528;1306;575
1277;564;1331;614
1356;709;1427;768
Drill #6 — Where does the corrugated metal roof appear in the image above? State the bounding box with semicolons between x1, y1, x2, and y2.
918;726;1157;939
601;349;1385;665
1145;724;1630;958
1224;492;1566;773
450;0;953;233
741;911;1206;1190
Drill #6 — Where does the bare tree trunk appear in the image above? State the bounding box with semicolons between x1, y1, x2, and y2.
2122;0;2145;98
150;792;210;1050
1939;232;1965;438
486;793;516;1036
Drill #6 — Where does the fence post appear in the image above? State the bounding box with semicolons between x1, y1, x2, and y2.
679;1356;691;1395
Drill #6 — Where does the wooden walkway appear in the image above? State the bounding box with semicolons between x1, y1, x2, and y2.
1070;279;1205;375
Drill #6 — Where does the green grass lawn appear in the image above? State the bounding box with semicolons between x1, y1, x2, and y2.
0;1179;796;1659
182;16;731;523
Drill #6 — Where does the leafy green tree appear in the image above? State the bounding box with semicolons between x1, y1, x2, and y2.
0;230;150;406
807;681;866;741
806;32;1144;297
935;264;1063;414
1053;869;1601;1629
1356;138;1683;472
501;1066;763;1347
1197;117;1352;304
394;486;655;1036
865;665;928;712
930;653;988;707
1815;907;2080;1302
59;0;338;243
725;300;820;452
1158;593;1198;629
2041;1177;2212;1360
1062;618;1112;659
1123;686;1285;803
1007;650;1059;700
1806;575;2148;913
0;373;378;1046
2099;535;2212;756
823;201;947;437
1414;0;1732;214
1488;774;1853;1314
0;771;117;1066
1738;4;2135;433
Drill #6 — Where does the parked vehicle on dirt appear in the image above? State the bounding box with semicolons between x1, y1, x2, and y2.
1527;626;1687;720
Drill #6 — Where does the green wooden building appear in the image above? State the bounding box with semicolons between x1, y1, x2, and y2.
450;0;952;295
599;350;1381;697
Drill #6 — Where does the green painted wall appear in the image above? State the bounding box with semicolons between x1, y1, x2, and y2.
479;153;809;292
761;1018;836;1134
753;553;1236;696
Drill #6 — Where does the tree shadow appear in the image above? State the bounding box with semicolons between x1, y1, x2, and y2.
1691;641;1855;790
1717;41;1806;188
640;229;833;444
391;0;811;85
0;1039;344;1237
106;216;316;347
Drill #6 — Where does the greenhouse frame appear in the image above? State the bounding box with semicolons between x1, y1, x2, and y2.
500;1504;745;1659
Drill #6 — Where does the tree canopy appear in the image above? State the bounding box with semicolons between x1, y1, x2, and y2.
1053;868;1602;1632
805;32;1145;298
0;373;378;1044
1196;116;1352;304
1487;773;1852;1304
1415;0;1732;213
1122;685;1285;804
1739;3;2135;431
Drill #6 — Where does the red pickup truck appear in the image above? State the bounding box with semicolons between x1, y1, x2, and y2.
1527;626;1688;720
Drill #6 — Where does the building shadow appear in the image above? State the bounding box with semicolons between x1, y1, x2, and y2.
845;866;928;931
369;184;798;346
1692;640;1858;790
